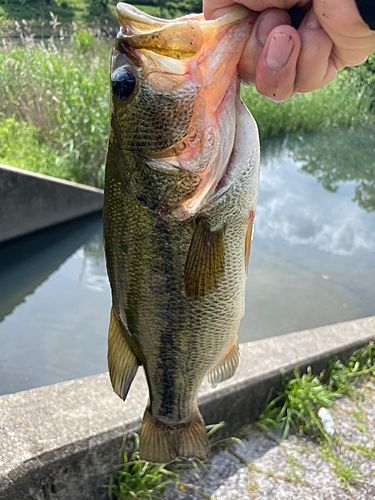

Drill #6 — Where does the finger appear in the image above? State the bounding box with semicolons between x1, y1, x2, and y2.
239;9;291;85
203;0;311;21
294;9;336;93
255;25;301;102
313;0;375;67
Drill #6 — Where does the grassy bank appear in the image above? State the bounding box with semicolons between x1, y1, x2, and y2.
0;31;110;187
0;31;374;187
242;69;374;141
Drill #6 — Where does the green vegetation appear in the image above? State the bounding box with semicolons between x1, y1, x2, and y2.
0;0;202;35
1;0;375;188
258;366;338;441
0;0;118;37
106;422;239;500
320;440;364;489
257;340;375;490
241;67;375;141
106;433;180;499
0;30;110;187
258;340;375;441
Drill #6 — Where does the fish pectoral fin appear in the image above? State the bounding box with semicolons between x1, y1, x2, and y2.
245;218;254;277
107;308;140;401
206;336;240;387
184;218;225;300
139;406;210;464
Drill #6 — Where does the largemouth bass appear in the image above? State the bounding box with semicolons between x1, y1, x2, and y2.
103;2;260;463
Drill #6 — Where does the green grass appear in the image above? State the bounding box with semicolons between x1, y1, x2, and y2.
258;366;338;441
105;433;180;500
321;441;364;489
258;340;375;442
0;21;374;188
0;0;118;37
105;423;241;499
257;340;375;490
0;32;110;187
0;118;67;177
241;70;374;142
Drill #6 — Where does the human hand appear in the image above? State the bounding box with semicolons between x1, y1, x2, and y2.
203;0;375;102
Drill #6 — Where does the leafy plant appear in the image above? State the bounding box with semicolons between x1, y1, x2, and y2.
258;366;338;440
258;339;375;442
322;341;375;390
0;35;110;187
321;441;364;489
105;433;179;500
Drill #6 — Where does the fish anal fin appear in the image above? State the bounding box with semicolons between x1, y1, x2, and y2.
206;336;240;387
107;308;140;401
245;217;254;277
139;406;210;464
184;218;225;300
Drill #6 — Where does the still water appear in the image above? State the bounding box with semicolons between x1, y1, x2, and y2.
1;127;375;395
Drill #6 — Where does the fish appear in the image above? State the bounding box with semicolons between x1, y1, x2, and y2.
103;2;260;464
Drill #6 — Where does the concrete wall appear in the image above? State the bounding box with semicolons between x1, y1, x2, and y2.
0;316;374;500
0;164;103;243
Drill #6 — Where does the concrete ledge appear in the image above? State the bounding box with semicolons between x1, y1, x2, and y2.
0;164;103;242
1;316;374;500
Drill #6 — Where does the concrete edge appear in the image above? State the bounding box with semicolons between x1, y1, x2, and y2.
0;164;104;194
1;316;374;500
0;164;104;242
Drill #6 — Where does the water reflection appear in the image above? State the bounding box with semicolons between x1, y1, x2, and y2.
264;127;375;213
1;128;375;393
256;128;375;256
0;213;104;322
238;127;375;342
0;213;111;395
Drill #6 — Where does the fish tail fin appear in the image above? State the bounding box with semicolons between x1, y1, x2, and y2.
108;308;140;400
139;406;210;464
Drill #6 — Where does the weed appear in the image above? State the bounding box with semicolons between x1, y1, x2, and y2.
286;454;303;470
258;366;338;441
241;71;374;142
207;421;244;451
106;421;237;500
354;423;370;434
321;441;363;489
0;28;110;187
258;340;375;442
322;341;375;392
347;442;375;459
350;411;366;424
248;465;260;493
105;433;179;500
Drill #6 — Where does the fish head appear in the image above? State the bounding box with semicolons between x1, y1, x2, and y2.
109;3;257;219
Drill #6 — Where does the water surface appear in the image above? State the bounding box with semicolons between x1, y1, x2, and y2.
1;127;374;394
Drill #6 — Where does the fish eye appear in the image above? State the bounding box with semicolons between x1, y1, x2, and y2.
111;69;136;101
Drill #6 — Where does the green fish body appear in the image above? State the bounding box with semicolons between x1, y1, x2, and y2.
104;3;260;463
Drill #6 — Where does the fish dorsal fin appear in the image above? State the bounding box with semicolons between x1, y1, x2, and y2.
107;308;140;400
206;336;240;387
184;218;225;300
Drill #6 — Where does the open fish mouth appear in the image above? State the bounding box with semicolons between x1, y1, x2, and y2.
111;3;256;220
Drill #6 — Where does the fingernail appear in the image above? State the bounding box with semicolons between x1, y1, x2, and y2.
265;32;294;70
305;9;321;29
257;13;287;46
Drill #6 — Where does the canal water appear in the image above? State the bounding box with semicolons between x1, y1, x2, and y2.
1;127;375;395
